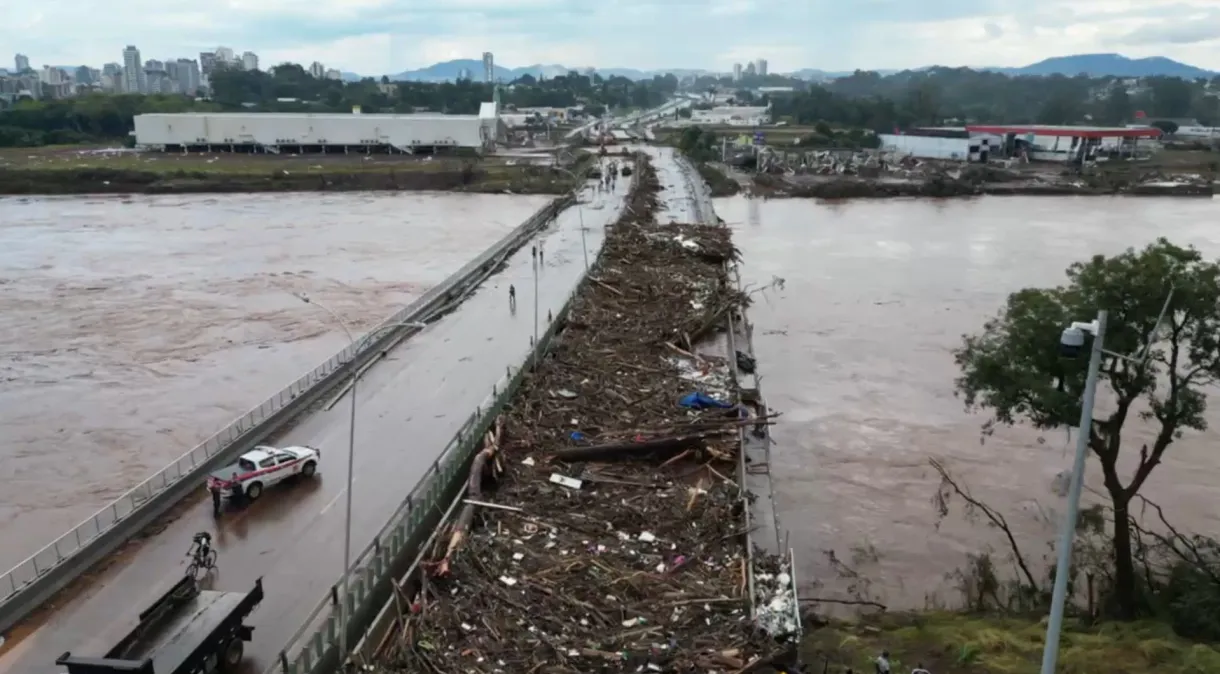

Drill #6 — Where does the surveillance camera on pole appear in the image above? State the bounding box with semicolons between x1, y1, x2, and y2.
1058;320;1097;358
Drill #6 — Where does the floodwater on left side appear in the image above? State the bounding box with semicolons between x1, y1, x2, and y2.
0;191;550;570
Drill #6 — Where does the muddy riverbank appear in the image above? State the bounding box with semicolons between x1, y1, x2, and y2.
751;173;1215;199
0;165;576;195
0;146;587;195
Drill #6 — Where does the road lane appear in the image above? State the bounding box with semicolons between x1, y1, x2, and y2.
1;174;629;674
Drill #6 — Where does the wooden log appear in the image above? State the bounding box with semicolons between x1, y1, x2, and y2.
550;434;704;462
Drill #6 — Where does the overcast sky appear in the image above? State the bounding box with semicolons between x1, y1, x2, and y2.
6;0;1220;75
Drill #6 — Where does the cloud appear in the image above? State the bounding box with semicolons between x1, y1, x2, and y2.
4;0;1219;75
1111;11;1220;46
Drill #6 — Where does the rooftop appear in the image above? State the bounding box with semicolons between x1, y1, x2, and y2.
966;124;1163;138
134;112;483;121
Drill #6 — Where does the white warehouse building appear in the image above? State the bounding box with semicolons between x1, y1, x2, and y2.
133;104;504;154
689;105;771;126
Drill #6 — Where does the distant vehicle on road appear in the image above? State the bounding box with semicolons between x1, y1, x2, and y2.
56;575;263;674
207;445;321;502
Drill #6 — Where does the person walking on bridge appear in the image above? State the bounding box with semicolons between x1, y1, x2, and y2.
209;481;222;516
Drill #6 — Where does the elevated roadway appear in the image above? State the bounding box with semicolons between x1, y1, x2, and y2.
0;176;629;674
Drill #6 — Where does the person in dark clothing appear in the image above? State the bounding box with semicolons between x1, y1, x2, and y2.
508;284;516;311
229;473;244;508
210;483;222;516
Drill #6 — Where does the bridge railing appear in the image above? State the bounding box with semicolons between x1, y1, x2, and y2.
272;163;634;674
0;196;570;623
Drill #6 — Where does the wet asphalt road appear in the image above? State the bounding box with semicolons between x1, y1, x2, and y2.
0;176;629;674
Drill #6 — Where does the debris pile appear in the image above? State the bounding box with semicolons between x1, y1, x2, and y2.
377;155;791;672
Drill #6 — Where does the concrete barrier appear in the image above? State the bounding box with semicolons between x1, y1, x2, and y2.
269;163;639;674
0;195;571;636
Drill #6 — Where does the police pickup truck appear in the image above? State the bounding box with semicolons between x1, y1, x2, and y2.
207;445;321;501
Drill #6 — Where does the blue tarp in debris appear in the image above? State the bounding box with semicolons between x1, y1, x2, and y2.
678;391;733;409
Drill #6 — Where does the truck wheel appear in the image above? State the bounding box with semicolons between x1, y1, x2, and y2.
222;637;244;670
301;461;317;478
246;482;264;500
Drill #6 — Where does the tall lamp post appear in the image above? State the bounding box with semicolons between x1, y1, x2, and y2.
554;166;591;271
295;293;424;669
1041;290;1173;674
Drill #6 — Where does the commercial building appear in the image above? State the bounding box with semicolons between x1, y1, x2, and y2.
14;53;30;72
879;124;1163;162
690;105;771;126
755;59;768;77
732;63;742;82
241;51;259;71
133;106;505;154
122;45;145;94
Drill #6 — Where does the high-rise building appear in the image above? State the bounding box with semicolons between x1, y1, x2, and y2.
744;61;756;77
325;69;342;80
74;65;94;85
482;52;494;83
172;58;201;94
214;46;235;63
309;61;325;78
199;51;217;75
101;62;122;92
241;51;259;71
756;59;768;77
14;53;30;72
122;45;145;93
732;63;742;81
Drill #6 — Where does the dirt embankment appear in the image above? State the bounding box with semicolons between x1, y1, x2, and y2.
752;172;1214;199
0;165;578;196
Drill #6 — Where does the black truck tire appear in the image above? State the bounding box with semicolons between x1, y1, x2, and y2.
222;637;244;670
246;482;264;500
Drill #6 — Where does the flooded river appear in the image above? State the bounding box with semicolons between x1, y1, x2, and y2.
0;192;550;570
716;195;1220;609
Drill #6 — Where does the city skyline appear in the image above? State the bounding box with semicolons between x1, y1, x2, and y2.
1;1;1219;76
2;44;349;101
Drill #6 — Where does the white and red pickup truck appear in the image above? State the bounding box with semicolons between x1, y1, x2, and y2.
207;445;321;501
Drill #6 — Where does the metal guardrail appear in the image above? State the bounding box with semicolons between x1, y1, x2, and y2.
272;163;638;674
0;196;571;625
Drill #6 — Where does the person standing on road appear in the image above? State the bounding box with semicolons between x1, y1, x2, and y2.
228;472;244;508
210;481;222;516
508;284;517;312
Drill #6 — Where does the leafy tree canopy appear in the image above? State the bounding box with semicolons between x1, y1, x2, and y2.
954;238;1220;617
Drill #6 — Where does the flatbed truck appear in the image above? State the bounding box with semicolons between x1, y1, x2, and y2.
56;575;263;674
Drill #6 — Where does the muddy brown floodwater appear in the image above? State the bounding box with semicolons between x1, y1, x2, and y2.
0;191;550;571
715;194;1220;609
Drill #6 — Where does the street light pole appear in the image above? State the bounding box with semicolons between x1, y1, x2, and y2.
1040;310;1106;674
294;294;424;670
1040;285;1173;673
294;295;358;670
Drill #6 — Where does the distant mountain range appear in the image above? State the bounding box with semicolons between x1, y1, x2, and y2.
382;53;1215;83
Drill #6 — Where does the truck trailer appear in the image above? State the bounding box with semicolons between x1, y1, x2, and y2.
56;575;263;674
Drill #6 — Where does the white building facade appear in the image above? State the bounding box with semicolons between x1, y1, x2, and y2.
133;110;501;153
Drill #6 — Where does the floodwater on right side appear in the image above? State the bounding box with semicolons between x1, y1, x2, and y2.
716;194;1220;609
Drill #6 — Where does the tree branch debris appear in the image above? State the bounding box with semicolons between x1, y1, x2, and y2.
373;154;788;672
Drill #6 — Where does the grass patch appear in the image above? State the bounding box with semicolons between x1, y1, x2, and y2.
802;612;1220;674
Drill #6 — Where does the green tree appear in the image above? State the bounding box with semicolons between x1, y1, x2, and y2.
953;239;1220;619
